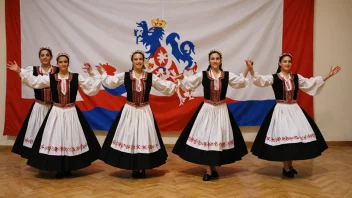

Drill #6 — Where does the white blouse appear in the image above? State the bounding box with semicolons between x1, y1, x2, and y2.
251;72;325;96
101;71;177;96
19;69;102;96
20;66;56;88
179;71;249;91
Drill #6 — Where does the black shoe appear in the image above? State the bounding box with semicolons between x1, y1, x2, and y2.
63;171;72;177
202;174;212;181
282;168;294;178
56;172;64;179
132;170;139;178
289;166;298;174
139;170;146;178
211;170;219;179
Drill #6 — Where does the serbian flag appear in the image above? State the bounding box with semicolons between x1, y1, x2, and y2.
4;0;314;135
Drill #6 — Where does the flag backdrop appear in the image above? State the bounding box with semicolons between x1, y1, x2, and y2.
4;0;314;136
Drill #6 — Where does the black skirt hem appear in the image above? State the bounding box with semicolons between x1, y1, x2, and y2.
173;145;247;166
11;102;36;159
172;102;248;166
100;149;167;170
27;106;101;172
100;105;168;170
251;105;328;161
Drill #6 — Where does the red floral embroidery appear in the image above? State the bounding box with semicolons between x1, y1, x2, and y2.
112;140;160;150
55;73;72;106
206;71;224;103
278;73;296;102
24;138;34;144
204;99;226;106
40;143;88;153
43;88;52;103
187;137;234;147
36;66;56;103
36;66;56;76
266;133;316;142
130;72;147;106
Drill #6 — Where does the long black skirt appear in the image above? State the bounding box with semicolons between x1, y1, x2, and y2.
251;105;328;161
172;102;248;166
100;106;168;170
27;106;101;172
12;102;37;159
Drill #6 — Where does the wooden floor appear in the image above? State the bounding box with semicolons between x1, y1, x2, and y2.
1;146;352;198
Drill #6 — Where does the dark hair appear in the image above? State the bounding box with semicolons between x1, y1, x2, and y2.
56;55;70;64
207;51;223;71
131;51;146;70
276;53;292;73
38;48;53;58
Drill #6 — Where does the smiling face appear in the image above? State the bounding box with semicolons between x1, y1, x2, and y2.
39;49;52;65
279;55;292;73
131;52;145;70
209;52;222;70
57;55;69;72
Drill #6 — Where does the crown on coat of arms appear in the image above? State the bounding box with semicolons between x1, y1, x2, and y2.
151;18;166;28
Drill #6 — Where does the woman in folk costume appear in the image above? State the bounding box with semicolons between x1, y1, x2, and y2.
97;50;178;178
9;53;102;178
247;53;341;178
7;47;59;159
172;50;249;181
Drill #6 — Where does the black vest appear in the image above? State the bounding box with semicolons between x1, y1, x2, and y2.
124;71;153;104
271;73;299;101
49;73;79;105
33;66;58;103
202;71;229;102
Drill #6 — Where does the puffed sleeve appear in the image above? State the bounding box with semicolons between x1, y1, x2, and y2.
228;72;249;88
298;74;325;96
78;72;102;96
152;74;177;96
19;67;50;89
251;72;274;87
179;72;202;91
101;72;125;89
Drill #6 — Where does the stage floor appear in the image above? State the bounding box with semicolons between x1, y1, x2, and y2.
1;146;352;198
